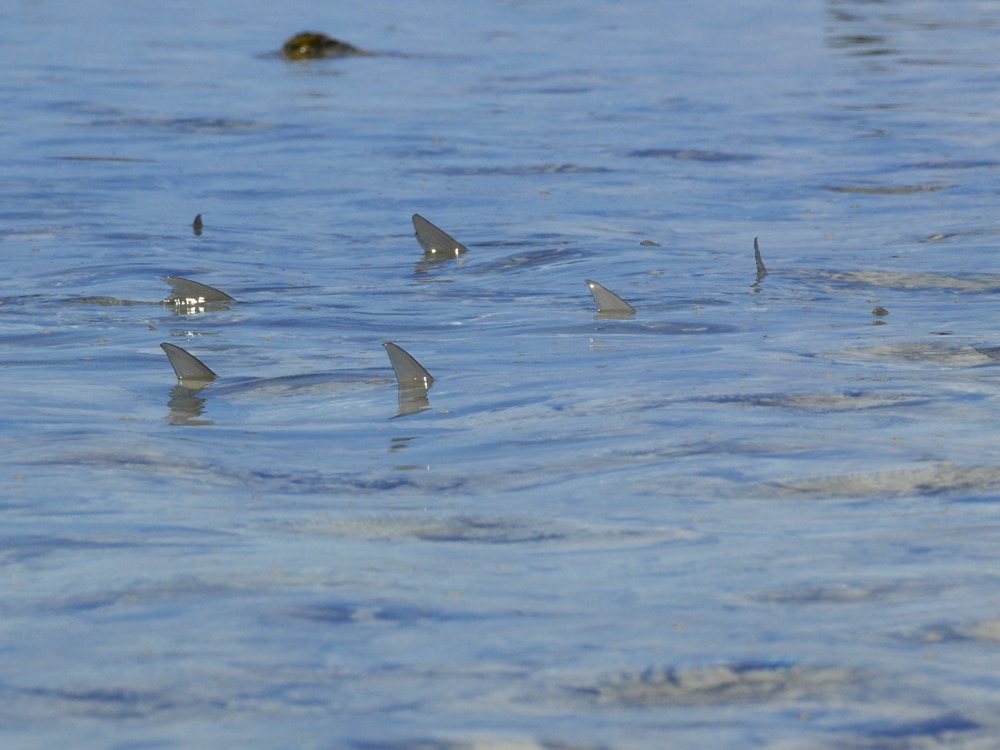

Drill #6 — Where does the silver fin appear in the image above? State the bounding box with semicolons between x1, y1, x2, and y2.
754;237;768;279
162;276;234;305
160;342;218;381
383;342;434;388
585;279;636;315
412;214;468;257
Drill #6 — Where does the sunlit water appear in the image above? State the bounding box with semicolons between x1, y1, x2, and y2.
3;1;1000;748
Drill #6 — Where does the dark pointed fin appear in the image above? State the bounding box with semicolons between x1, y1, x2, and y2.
162;277;234;305
160;343;218;381
412;214;469;257
383;342;434;388
585;279;636;315
754;237;768;279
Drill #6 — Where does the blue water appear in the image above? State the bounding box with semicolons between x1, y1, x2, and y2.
4;1;1000;748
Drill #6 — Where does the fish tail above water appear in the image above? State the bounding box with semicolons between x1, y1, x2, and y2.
160;342;218;381
162;277;234;306
412;214;469;257
383;342;434;388
585;279;636;315
754;237;768;279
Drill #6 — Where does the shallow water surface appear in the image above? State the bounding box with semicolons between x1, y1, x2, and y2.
4;1;1000;748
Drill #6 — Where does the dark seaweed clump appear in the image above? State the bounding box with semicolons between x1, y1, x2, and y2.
282;32;365;60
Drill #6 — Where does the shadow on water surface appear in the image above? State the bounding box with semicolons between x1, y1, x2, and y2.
577;662;860;706
767;462;1000;500
627;148;755;163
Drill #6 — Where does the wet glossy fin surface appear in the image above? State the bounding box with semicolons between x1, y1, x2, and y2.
160;342;218;381
754;237;768;279
162;277;234;305
412;214;469;257
383;342;434;388
585;279;636;315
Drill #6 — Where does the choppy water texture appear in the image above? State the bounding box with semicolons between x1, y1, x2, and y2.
3;1;1000;748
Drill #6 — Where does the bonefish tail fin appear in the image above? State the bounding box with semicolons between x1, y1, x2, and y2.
754;237;768;279
383;342;434;388
412;214;469;257
585;279;636;315
160;342;218;381
162;277;234;305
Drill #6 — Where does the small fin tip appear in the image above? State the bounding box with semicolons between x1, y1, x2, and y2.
753;237;768;276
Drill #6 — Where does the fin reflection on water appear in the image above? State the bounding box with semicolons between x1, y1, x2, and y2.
412;214;469;259
585;279;636;318
166;384;212;426
160;341;433;422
